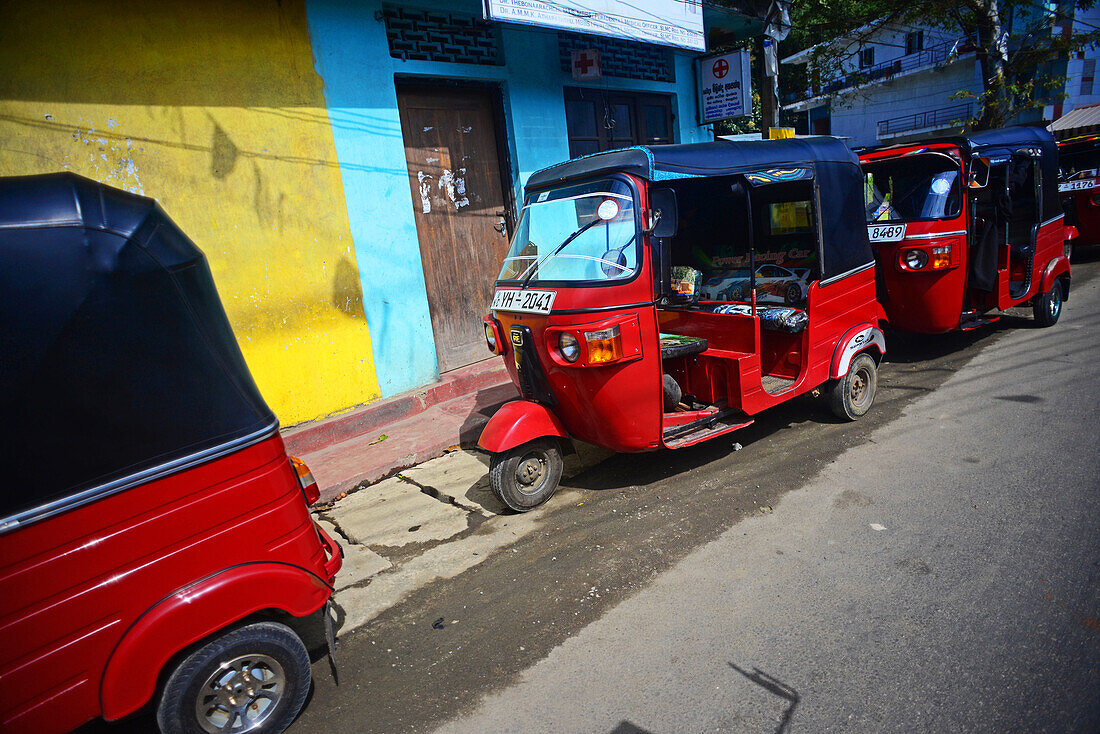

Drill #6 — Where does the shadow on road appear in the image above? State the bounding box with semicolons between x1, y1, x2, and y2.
729;662;801;734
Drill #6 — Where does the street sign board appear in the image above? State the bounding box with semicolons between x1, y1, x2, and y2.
698;49;752;124
484;0;705;52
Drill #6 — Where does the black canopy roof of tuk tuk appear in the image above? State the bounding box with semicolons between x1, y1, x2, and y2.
866;126;1062;221
526;137;874;282
0;173;277;530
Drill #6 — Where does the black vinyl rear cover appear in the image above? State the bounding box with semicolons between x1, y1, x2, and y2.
0;173;276;524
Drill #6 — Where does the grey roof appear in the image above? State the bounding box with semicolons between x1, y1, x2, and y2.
1050;103;1100;139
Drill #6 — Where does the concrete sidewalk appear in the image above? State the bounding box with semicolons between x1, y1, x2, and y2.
280;355;613;632
316;443;612;632
282;357;518;504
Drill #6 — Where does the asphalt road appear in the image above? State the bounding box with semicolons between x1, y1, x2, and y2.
283;254;1099;734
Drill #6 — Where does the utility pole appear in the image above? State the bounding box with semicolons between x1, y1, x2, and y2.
757;34;779;137
758;0;790;138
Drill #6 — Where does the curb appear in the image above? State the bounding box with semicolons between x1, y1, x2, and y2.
282;358;509;457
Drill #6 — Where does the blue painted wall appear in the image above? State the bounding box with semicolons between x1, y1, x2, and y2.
306;0;714;398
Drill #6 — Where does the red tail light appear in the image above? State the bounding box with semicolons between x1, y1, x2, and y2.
289;456;320;505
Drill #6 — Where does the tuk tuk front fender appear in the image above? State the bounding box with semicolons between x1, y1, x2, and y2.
99;562;333;721
1040;255;1071;299
830;324;886;379
479;400;569;453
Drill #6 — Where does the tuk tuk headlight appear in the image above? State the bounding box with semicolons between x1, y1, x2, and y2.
485;323;497;351
558;332;580;362
903;249;929;270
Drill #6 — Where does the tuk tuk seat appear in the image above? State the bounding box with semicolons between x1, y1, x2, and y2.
704;304;809;333
659;333;708;360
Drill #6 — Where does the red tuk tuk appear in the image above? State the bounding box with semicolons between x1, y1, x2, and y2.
479;138;888;511
1057;133;1100;254
0;174;341;734
859;127;1072;333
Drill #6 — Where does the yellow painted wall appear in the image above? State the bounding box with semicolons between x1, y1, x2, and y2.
0;0;381;425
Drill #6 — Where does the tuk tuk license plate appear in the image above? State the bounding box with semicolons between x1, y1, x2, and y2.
1059;179;1099;193
867;223;906;243
491;289;556;315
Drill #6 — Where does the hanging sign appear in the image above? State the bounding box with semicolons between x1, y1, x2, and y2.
698;49;752;124
572;49;601;80
484;0;705;52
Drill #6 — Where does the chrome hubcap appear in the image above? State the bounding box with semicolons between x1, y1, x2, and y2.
195;654;285;733
1049;289;1061;319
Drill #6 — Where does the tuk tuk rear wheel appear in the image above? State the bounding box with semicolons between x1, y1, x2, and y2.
828;353;877;421
156;621;311;734
1032;280;1063;327
489;438;564;512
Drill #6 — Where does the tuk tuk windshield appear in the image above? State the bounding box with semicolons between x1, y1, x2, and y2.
863;153;963;222
497;178;639;285
1060;147;1100;181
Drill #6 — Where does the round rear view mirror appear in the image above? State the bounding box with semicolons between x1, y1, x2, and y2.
596;198;620;221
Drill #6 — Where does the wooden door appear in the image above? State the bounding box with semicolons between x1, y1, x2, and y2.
397;86;512;373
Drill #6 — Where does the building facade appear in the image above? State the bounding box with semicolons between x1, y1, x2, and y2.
781;4;1099;147
782;23;982;146
1;0;754;426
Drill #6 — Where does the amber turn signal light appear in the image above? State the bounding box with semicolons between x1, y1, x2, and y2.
584;325;624;364
290;456;321;505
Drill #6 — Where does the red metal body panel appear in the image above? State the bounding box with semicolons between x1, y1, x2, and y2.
1067;185;1100;245
486;169;886;456
1040;254;1072;292
829;324;887;379
0;435;339;734
995;218;1066;310
100;562;332;721
861;143;1068;333
478;400;571;452
492;305;664;453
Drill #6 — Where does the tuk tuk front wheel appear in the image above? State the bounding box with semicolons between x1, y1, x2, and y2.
1032;280;1063;327
489;438;564;512
156;621;311;734
828;353;878;421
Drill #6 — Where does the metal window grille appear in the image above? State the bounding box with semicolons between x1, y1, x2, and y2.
383;6;503;65
558;33;675;83
876;103;972;138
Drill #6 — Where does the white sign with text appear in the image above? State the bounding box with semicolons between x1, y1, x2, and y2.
484;0;705;52
698;50;752;124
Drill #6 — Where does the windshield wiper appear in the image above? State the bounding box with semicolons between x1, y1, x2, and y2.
520;218;603;288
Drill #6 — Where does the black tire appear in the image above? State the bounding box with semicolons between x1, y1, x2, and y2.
828;352;878;421
156;622;311;734
784;283;801;305
1032;279;1063;327
489;437;564;512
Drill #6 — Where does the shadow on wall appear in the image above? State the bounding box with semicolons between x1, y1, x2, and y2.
333;257;366;319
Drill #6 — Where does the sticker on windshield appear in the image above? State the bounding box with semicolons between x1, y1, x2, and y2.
867;223;906;242
1059;179;1099;193
492;289;556;315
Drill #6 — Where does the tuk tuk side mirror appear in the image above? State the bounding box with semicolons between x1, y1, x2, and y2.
648;188;678;237
969;157;991;189
669;265;701;305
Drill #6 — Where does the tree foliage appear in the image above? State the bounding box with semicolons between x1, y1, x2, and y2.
779;0;1100;129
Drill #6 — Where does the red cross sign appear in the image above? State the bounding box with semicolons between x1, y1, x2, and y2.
572;49;601;80
712;58;729;79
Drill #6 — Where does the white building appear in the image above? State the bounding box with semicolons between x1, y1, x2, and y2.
782;5;1100;147
1053;4;1100;120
